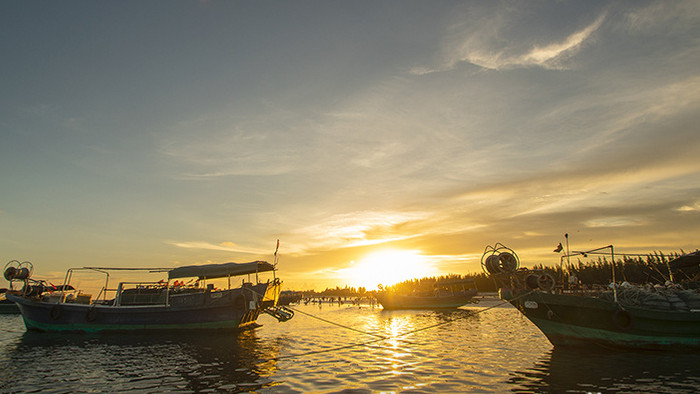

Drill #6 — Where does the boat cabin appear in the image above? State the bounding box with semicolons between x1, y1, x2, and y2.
50;260;280;308
433;278;477;296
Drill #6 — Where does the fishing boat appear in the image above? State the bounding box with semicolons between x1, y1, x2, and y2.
483;242;700;350
4;258;294;333
375;278;478;310
278;290;303;306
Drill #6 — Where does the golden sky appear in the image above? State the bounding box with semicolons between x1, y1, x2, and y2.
2;1;700;290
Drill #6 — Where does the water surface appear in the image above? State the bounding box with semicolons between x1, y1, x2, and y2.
1;299;699;392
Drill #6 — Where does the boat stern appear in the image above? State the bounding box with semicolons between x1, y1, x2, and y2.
260;278;282;308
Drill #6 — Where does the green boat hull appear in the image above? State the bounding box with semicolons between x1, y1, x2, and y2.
503;289;700;350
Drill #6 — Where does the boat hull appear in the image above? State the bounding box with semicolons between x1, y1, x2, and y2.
7;284;276;333
376;289;478;310
503;289;700;350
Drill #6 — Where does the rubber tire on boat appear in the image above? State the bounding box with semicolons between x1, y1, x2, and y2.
612;309;633;330
525;274;540;290
86;306;99;322
537;274;555;292
50;305;62;320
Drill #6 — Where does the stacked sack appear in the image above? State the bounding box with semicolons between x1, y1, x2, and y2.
598;283;700;311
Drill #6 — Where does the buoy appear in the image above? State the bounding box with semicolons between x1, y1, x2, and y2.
537;273;555;292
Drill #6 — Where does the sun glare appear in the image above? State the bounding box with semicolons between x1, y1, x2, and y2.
350;249;434;291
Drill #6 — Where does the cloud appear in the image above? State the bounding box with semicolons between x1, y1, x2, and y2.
622;1;700;35
160;131;300;178
583;216;645;228
158;105;319;179
677;201;700;212
289;210;429;252
413;10;606;74
520;14;605;68
169;241;269;255
457;156;700;220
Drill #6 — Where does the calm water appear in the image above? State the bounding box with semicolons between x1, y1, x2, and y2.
1;298;699;393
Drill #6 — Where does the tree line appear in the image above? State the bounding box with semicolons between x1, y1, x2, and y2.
290;250;699;296
386;250;699;293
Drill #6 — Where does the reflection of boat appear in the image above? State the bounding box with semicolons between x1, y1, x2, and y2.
508;346;700;392
375;278;478;310
5;258;294;333
484;243;700;350
4;329;281;392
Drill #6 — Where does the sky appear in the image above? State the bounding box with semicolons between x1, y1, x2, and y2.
2;1;700;291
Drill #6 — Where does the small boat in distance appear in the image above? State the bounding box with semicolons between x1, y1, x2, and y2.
375;278;478;310
5;257;294;333
278;290;303;306
483;242;700;350
0;290;20;314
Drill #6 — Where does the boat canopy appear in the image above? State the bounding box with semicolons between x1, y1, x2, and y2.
168;261;274;280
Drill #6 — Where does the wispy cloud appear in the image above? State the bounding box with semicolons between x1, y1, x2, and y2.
413;11;606;74
158;106;318;179
622;1;700;34
677;201;700;213
521;14;605;68
169;241;269;255
289;211;429;252
584;216;645;228
453;156;700;221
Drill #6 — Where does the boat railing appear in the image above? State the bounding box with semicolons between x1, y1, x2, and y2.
114;281;171;307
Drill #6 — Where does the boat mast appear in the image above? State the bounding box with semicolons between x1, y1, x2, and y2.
273;239;279;281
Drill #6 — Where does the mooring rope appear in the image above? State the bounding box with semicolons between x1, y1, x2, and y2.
271;291;534;361
286;306;390;340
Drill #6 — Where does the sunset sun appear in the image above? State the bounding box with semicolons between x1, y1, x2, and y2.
349;249;435;291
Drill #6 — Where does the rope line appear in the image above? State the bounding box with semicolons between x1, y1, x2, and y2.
286;306;389;340
393;291;534;338
272;291;534;361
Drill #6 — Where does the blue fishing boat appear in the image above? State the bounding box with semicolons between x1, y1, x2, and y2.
5;259;293;333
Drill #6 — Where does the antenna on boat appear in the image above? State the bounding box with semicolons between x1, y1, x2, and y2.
558;233;571;284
